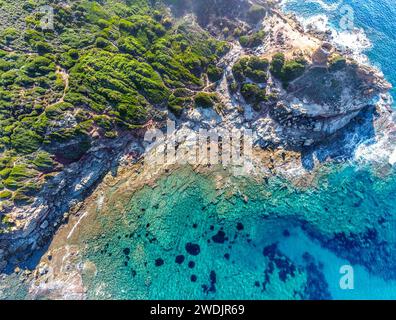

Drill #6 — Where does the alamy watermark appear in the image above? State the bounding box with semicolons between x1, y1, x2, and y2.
39;5;54;30
339;265;354;290
143;121;254;175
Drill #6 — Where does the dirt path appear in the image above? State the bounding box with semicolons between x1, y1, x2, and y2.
46;66;69;108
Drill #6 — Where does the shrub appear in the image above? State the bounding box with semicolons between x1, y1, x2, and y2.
95;37;110;48
26;56;54;76
68;49;79;60
270;53;306;86
46;102;73;118
35;41;53;55
32;152;55;172
233;56;269;84
194;92;218;108
329;54;347;71
247;5;266;24
281;60;306;82
207;65;223;82
0;168;11;179
10;126;42;154
239;31;265;48
270;52;285;78
241;83;267;105
168;104;184;117
0;190;12;200
232;58;249;82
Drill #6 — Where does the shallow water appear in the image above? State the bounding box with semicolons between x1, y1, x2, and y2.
79;164;396;300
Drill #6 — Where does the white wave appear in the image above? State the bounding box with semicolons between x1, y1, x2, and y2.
389;148;396;166
292;13;373;65
354;138;391;165
300;14;329;33
331;28;372;64
354;95;395;165
280;0;343;11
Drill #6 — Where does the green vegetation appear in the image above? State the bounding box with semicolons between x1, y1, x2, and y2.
207;65;224;82
230;56;270;109
239;30;265;48
240;83;267;107
0;190;12;200
246;4;267;24
329;54;347;71
270;53;307;87
233;56;269;83
0;0;230;207
194;92;219;108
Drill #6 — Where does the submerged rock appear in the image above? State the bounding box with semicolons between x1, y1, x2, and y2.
185;243;201;256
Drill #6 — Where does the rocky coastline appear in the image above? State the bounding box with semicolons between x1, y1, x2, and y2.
0;0;395;299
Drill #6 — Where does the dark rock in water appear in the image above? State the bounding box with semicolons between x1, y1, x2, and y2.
263;243;278;259
283;229;290;237
279;269;289;281
212;230;227;244
191;275;197;282
155;258;164;267
123;248;130;256
131;269;137;277
263;261;274;291
210;270;217;284
236;223;244;231
210;225;214;231
202;271;217;294
209;271;217;293
188;261;195;269
193;223;198;229
312;227;396;280
224;253;230;260
175;255;185;264
186;243;201;256
124;261;128;267
254;281;260;287
302;253;332;300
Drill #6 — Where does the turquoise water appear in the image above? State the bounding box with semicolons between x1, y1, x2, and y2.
80;1;396;298
82;164;396;300
282;0;396;104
